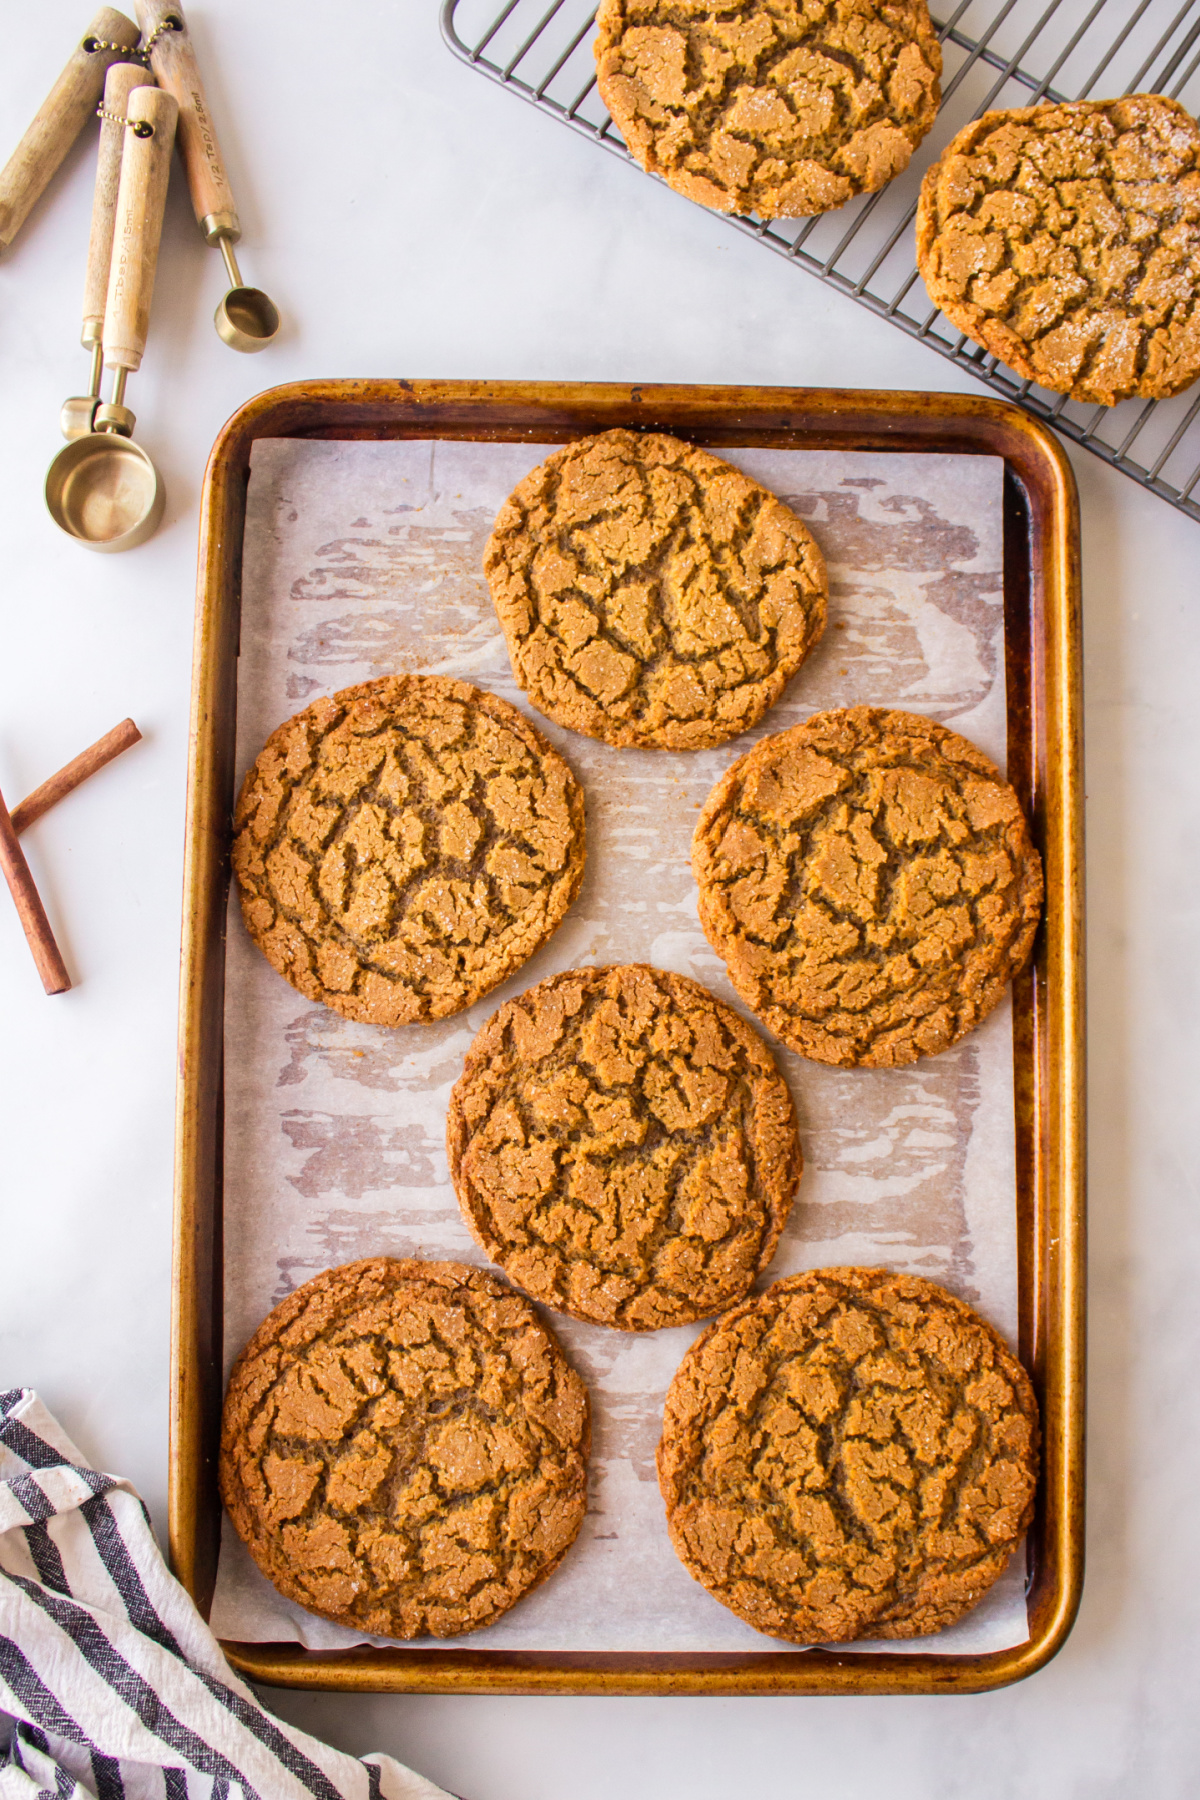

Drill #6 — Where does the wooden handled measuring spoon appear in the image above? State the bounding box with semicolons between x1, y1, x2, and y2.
61;61;154;443
45;84;178;552
0;10;142;253
135;0;280;352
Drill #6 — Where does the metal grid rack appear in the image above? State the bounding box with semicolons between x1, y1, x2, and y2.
442;0;1200;522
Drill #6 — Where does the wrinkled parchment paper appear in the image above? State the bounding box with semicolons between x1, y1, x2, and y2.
210;438;1029;1656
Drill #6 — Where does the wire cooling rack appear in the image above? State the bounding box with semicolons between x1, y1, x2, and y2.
442;0;1200;521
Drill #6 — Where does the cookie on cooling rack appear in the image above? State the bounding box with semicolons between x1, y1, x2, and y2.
916;95;1200;405
658;1267;1039;1643
594;0;942;219
484;429;827;750
447;963;801;1330
692;707;1043;1067
232;675;586;1027
220;1257;590;1639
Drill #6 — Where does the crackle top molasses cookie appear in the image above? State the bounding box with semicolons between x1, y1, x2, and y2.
484;431;827;751
916;96;1200;405
595;0;941;219
658;1267;1039;1643
692;707;1043;1067
220;1258;590;1640
447;964;801;1331
232;675;586;1027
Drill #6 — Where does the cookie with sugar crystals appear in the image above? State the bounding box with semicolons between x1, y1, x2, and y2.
658;1267;1039;1643
484;429;827;750
448;963;801;1330
692;706;1043;1067
232;674;586;1027
916;96;1200;404
595;0;941;219
220;1257;590;1639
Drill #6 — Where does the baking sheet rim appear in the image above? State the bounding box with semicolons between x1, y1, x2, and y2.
172;379;1085;1696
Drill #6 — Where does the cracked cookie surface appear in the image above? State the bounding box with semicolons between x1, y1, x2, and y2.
220;1257;590;1639
484;430;827;751
448;965;801;1331
692;707;1043;1067
658;1267;1039;1642
232;676;586;1027
916;96;1200;404
595;0;941;219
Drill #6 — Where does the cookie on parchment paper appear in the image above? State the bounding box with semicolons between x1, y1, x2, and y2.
692;706;1043;1068
916;96;1200;405
595;0;942;219
447;963;801;1331
657;1267;1039;1643
232;675;586;1028
219;1257;591;1640
484;430;827;751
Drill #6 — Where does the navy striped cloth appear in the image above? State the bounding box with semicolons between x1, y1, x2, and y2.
0;1390;454;1800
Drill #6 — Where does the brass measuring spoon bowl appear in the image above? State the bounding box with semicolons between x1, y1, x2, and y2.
212;234;279;353
44;420;164;552
137;4;281;352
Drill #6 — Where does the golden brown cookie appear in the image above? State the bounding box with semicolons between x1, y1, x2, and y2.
447;964;801;1331
916;96;1200;405
595;0;941;219
658;1267;1039;1643
484;430;827;751
220;1257;590;1640
232;675;586;1027
692;707;1043;1067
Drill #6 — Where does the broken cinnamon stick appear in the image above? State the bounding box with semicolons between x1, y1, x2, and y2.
0;786;71;995
10;718;141;835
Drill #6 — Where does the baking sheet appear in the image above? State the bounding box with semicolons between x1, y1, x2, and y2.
210;437;1027;1657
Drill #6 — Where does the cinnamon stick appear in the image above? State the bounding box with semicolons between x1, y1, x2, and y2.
0;786;71;995
10;718;141;835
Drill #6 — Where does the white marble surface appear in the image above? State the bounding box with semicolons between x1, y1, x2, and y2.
1;3;1198;1795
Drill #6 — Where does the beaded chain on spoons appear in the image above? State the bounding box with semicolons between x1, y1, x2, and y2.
83;13;180;65
88;15;182;136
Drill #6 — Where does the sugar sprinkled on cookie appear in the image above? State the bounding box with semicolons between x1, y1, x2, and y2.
916;96;1200;405
595;0;941;219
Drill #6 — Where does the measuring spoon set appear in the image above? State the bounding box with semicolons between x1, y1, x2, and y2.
0;6;280;550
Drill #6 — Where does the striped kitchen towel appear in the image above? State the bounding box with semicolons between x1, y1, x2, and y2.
0;1389;454;1800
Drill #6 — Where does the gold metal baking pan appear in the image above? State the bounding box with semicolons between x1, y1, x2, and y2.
173;380;1084;1694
